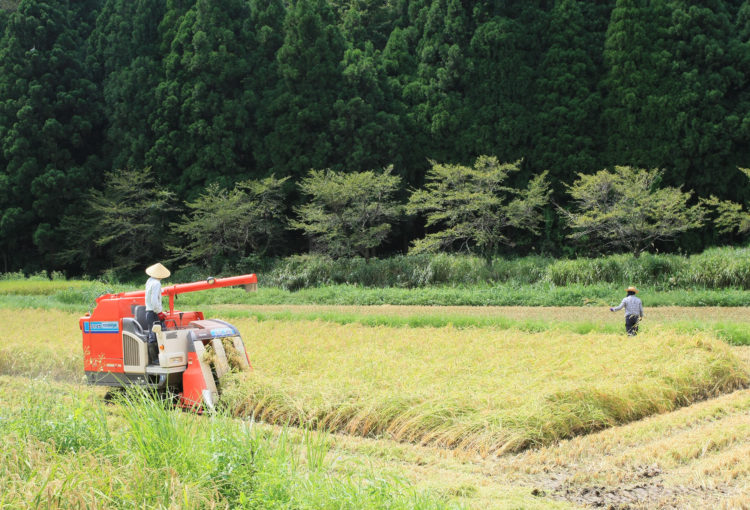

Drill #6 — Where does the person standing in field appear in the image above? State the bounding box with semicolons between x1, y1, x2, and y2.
609;286;643;336
145;262;170;329
145;263;170;364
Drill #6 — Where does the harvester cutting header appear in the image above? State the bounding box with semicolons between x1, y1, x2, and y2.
80;273;258;410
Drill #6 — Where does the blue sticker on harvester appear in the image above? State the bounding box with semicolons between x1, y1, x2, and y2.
210;327;234;338
84;321;120;334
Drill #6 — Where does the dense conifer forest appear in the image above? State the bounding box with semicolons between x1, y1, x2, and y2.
1;0;749;275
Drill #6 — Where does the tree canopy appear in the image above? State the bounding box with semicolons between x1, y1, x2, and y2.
562;166;705;256
407;157;550;260
291;166;401;260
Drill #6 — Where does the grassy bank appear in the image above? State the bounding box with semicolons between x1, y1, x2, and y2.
203;304;750;346
0;377;453;509
2;278;750;308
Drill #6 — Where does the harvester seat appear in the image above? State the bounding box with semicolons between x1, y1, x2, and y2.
134;305;150;332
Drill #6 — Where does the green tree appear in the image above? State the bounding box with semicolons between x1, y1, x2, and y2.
663;1;741;197
83;167;178;273
561;166;705;257
702;167;750;235
408;0;470;162
329;42;403;173
380;22;424;183
89;0;166;171
170;175;289;269
603;0;673;168
406;156;550;261
734;1;750;174
249;0;285;176
463;13;540;163
148;0;258;194
532;0;603;184
0;0;103;271
292;167;402;260
263;0;346;178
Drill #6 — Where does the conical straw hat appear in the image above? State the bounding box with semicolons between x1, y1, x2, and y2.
145;263;170;279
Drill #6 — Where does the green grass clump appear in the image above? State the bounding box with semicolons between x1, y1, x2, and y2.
0;378;457;509
0;385;111;453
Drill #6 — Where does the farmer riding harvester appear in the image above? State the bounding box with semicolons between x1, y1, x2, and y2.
79;274;257;410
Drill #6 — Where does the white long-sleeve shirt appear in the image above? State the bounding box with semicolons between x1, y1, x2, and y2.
612;295;643;317
145;277;163;313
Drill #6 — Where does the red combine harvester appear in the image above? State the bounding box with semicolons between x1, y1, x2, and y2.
79;274;257;410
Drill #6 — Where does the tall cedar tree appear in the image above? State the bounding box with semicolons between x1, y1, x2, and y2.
532;0;602;186
603;0;673;169
264;0;346;179
89;0;165;172
463;8;542;165
332;1;405;175
664;1;741;198
0;0;102;271
736;1;750;172
249;0;285;175
408;0;470;163
330;42;403;173
149;0;258;195
380;15;424;184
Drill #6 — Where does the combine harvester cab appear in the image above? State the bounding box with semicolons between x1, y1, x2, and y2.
80;274;256;411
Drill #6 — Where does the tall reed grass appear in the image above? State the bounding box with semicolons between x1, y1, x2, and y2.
250;246;750;290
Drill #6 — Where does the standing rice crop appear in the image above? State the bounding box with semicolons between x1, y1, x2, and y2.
222;319;749;455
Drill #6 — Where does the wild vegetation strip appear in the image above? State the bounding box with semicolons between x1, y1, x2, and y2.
256;248;750;290
0;377;454;510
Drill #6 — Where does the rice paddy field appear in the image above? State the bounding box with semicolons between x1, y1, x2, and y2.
1;282;749;508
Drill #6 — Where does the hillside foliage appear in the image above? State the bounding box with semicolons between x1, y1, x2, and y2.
1;0;750;274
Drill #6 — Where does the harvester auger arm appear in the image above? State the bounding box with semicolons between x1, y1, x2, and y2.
80;274;258;412
118;274;259;314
